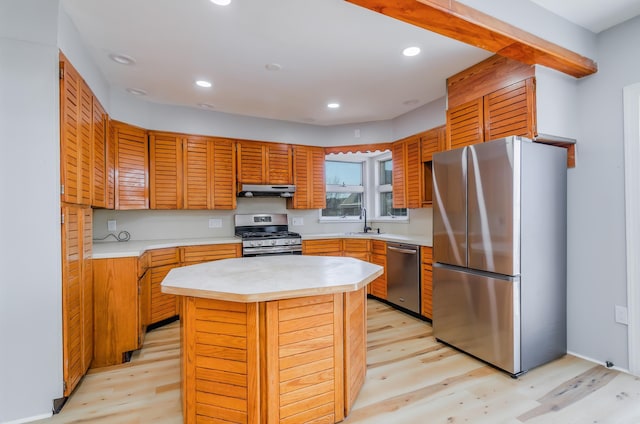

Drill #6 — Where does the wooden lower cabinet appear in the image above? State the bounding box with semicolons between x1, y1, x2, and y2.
149;264;180;324
343;239;370;261
421;247;434;319
179;289;367;423
180;243;241;265
302;238;343;256
369;240;387;299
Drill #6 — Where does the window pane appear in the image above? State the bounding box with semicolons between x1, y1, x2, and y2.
379;159;393;185
322;192;363;217
380;192;407;217
325;161;362;186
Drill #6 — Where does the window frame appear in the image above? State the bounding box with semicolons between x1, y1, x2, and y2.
321;157;366;221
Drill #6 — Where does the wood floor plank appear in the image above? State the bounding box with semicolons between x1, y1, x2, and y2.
36;300;640;424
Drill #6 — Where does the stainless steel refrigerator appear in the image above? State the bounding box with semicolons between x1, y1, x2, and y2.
432;136;567;376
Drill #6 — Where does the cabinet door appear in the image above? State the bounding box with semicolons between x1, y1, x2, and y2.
265;143;292;184
484;78;536;141
405;135;422;209
106;121;116;209
421;125;446;163
91;96;108;208
149;132;183;209
61;204;92;395
370;253;387;299
302;239;342;256
447;98;484;150
210;138;237;209
150;264;179;324
237;141;265;184
180;243;241;265
289;145;326;209
183;136;210;209
138;270;151;345
392;140;406;209
421;247;433;319
113;121;149;210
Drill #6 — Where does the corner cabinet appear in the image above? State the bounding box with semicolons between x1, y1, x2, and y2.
61;204;93;395
236;140;292;187
287;145;326;209
111;120;149;210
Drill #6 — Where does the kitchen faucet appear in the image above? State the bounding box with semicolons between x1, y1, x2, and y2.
361;207;372;233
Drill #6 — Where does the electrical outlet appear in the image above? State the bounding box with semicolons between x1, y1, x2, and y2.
107;220;117;232
615;305;628;325
292;217;304;226
208;218;222;228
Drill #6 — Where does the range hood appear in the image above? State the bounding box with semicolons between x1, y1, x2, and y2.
238;184;296;198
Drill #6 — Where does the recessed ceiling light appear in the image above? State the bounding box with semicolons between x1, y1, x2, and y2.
402;46;421;57
198;103;215;109
109;53;136;65
265;63;282;71
126;88;147;96
195;80;212;88
210;0;231;5
327;103;340;109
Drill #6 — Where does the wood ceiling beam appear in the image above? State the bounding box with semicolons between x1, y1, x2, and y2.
345;0;597;78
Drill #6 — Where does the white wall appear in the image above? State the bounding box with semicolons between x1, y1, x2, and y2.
567;16;640;370
0;1;63;422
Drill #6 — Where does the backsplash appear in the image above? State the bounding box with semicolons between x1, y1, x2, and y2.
93;197;433;241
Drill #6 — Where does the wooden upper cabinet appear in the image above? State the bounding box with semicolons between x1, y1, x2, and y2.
421;125;446;163
287;145;326;209
236;140;292;187
391;140;406;209
209;137;236;210
446;98;484;150
484;78;536;141
91;96;108;208
112;120;149;210
149;132;183;209
392;134;423;209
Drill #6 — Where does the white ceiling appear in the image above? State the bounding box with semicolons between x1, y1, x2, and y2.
61;0;640;126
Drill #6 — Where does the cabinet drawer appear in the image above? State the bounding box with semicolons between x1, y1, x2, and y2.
371;240;386;255
147;247;180;267
181;243;241;264
344;251;370;261
343;239;370;252
303;239;342;255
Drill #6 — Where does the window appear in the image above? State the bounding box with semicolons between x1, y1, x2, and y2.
322;160;364;218
376;158;407;218
321;153;408;222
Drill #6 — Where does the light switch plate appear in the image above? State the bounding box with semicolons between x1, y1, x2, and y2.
107;220;117;232
208;218;222;228
292;217;304;226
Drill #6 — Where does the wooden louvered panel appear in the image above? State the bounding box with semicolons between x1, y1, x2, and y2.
421;125;445;163
310;146;327;209
211;138;236;209
79;80;93;205
237;141;265;184
60;56;81;204
62;204;83;396
149;132;183;209
106;120;116;209
147;247;180;267
371;239;386;255
392;140;406;209
266;294;344;424
405;135;422;209
113;121;148;210
369;253;387;299
484;78;536;141
183;137;210;209
266;143;292;184
181;297;259;424
91;96;107;207
150;264;178;324
81;209;93;371
180;243;241;265
447;98;484;150
421;247;433;319
302;239;342;256
344;288;366;415
288;145;326;209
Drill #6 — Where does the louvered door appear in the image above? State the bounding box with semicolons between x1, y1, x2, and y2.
112;121;148;209
183;136;210;209
288;145;326;209
210;138;236;209
421;125;445;162
447;98;484;150
91;96;108;207
484;78;536;141
149;132;183;209
266;142;292;184
81;208;93;372
405;135;422;209
237;141;265;184
392;140;406;209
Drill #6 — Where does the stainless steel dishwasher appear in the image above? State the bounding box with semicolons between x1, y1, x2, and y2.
386;242;421;314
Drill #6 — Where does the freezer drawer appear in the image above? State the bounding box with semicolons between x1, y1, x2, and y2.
433;264;521;374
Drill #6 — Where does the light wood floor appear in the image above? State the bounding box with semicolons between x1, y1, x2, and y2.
38;299;640;423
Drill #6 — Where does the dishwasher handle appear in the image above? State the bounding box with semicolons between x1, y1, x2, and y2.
387;245;418;255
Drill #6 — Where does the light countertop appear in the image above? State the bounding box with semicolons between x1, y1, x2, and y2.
161;255;383;302
92;233;432;259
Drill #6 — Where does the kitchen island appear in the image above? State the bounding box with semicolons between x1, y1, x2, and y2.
161;255;383;424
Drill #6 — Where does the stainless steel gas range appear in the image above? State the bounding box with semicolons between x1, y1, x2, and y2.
234;213;302;257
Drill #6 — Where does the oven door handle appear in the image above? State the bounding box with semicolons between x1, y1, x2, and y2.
243;245;302;256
